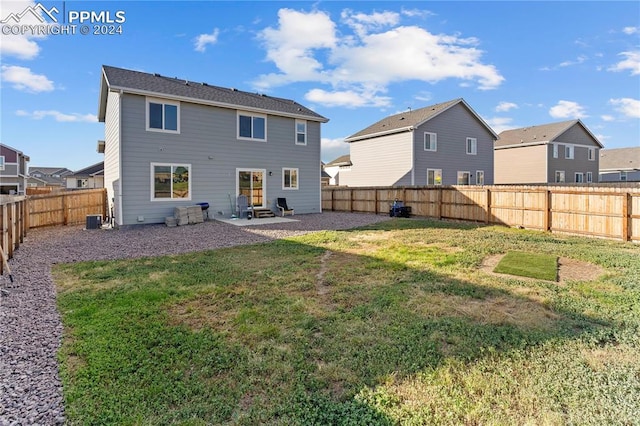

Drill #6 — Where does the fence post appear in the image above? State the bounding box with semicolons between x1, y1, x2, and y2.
544;190;551;232
485;188;491;224
437;187;443;220
7;203;13;259
62;193;68;225
622;192;630;242
374;188;379;215
0;205;4;275
330;188;334;211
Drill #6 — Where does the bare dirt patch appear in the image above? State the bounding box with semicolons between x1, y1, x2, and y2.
481;254;604;283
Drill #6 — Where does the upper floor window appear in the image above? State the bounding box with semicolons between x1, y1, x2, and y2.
466;137;477;155
295;120;307;145
238;112;266;141
283;168;298;190
565;145;574;159
424;132;437;151
151;163;191;201
147;98;179;133
553;144;558;158
0;156;4;171
588;148;596;161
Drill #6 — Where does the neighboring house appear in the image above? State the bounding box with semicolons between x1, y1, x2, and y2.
0;143;30;195
599;147;640;182
340;98;498;187
320;164;331;186
66;162;105;189
323;155;351;186
98;65;329;226
494;120;603;184
28;166;73;187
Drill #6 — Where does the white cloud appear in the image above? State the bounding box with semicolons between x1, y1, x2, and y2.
549;100;588;119
16;109;97;122
414;91;432;102
255;8;504;107
305;88;391;108
608;51;640;76
194;29;219;52
322;137;347;150
495;101;518;112
485;117;515;134
0;0;49;60
609;98;640;119
600;115;615;122
559;55;587;67
1;65;53;92
622;26;639;35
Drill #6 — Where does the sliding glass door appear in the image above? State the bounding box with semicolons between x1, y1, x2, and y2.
237;169;265;208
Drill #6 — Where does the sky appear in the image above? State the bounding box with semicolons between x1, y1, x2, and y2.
1;0;639;171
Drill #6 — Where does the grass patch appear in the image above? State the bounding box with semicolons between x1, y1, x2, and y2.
494;251;558;281
55;219;640;425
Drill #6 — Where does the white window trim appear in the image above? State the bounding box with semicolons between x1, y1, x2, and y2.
282;167;299;190
457;171;471;185
0;156;4;171
565;145;574;159
424;132;437;151
620;171;628;181
427;168;442;185
588;148;596;161
476;170;485;185
575;172;584;183
237;111;267;142
150;162;192;201
146;97;180;133
555;170;565;183
295;119;307;146
466;137;477;155
586;171;593;183
552;144;558;158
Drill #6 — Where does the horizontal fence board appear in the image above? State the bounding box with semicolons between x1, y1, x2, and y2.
323;185;640;242
28;189;107;228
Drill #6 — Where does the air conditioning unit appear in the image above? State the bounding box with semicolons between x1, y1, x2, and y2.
86;214;102;230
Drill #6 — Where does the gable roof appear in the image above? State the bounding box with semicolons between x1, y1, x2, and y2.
325;154;351;167
495;119;603;148
344;98;498;142
0;143;30;161
599;147;640;171
70;162;104;177
98;65;328;123
28;167;73;176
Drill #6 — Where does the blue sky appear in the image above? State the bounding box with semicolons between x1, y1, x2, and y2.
1;0;639;171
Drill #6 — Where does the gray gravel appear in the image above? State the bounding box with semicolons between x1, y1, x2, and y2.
0;212;390;425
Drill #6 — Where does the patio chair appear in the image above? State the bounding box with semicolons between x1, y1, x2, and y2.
276;198;294;217
237;194;251;219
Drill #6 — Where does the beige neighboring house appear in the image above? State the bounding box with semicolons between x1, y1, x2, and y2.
66;162;105;189
599;147;640;182
0;143;30;195
494;120;603;184
323;155;351;186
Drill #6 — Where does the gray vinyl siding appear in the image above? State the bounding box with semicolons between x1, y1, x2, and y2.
547;144;599;183
104;90;121;223
118;94;320;225
1;164;19;177
341;132;413;187
600;170;640;182
413;103;494;185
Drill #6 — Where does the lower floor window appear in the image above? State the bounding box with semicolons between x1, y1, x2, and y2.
152;163;191;200
283;168;298;190
555;170;565;183
457;171;470;185
586;172;593;183
476;170;485;185
427;168;442;185
575;172;584;183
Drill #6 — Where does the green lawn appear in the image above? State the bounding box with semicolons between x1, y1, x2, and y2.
54;219;640;425
494;251;558;281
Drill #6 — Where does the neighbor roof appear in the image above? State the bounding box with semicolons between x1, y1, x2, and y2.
495;119;603;148
98;65;328;123
344;98;498;142
71;162;104;177
325;154;351;167
599;147;640;171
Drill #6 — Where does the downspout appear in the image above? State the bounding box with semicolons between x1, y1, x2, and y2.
117;89;124;226
410;128;415;186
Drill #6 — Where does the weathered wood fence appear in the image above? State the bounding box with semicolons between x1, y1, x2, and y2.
322;185;640;242
0;189;107;273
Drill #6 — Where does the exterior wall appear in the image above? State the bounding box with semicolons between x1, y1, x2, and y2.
66;176;105;189
117;94;321;225
600;171;640;182
103;90;122;223
547;144;599;183
0;147;27;194
340;132;413;187
555;124;601;148
494;145;547;184
413;103;495;185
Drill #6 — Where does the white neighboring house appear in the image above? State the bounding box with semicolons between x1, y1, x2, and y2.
323;155;351;186
65;162;105;189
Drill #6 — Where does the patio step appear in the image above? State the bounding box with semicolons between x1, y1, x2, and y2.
252;208;276;218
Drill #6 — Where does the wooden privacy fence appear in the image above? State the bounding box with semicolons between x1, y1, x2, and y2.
322;185;640;242
0;196;28;275
28;188;108;228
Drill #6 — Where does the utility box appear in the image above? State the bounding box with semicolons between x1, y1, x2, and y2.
86;214;102;230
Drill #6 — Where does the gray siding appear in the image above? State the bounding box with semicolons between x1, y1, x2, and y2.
555;125;600;148
413;103;495;185
117;94;321;225
1;164;19;177
341;132;413;187
547;144;599;183
104;91;121;223
600;171;640;182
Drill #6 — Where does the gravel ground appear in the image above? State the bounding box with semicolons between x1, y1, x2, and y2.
0;212;390;425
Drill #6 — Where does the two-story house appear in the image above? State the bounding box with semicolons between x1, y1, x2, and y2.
28;166;73;188
339;98;498;187
98;65;328;226
0;143;30;195
494;120;602;184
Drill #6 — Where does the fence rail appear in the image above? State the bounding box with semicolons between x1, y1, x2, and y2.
27;188;107;228
322;185;640;242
